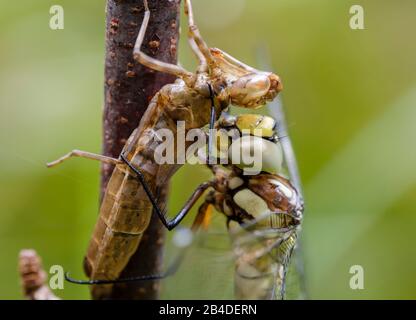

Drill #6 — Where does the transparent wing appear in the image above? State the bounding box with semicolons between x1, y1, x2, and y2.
284;246;307;300
230;217;300;300
159;209;301;300
160;212;235;299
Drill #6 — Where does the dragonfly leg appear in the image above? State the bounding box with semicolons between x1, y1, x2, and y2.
207;84;216;162
65;199;212;285
184;0;208;72
46;150;121;168
66;251;184;285
120;154;212;231
66;201;214;286
133;0;194;82
65;190;212;285
65;166;214;287
188;37;208;73
184;0;215;68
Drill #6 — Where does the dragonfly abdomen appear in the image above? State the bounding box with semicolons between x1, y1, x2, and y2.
84;164;155;299
84;83;215;299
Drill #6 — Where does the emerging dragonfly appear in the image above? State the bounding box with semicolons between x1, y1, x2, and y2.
157;112;304;300
217;114;303;300
47;0;282;299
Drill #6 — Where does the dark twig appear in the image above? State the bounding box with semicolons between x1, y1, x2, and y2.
100;0;181;299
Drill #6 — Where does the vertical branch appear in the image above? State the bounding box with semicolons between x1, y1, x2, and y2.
101;0;180;299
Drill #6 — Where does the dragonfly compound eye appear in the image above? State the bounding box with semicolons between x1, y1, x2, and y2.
228;135;283;175
266;73;283;101
230;73;270;108
235;114;276;138
229;73;282;109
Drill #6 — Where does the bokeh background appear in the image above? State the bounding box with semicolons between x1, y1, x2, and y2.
1;0;415;299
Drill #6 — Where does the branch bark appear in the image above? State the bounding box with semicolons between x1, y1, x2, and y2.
100;0;180;299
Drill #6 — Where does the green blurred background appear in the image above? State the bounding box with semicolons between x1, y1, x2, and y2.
1;0;415;299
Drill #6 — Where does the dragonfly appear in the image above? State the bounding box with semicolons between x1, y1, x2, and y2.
157;112;304;300
63;112;304;300
223;113;304;300
47;0;282;299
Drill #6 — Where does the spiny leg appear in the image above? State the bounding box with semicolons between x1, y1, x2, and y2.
182;0;208;72
184;4;275;76
121;153;212;231
66;248;186;285
134;0;194;81
66;258;179;285
66;200;214;285
184;0;215;68
189;37;208;73
46;150;121;168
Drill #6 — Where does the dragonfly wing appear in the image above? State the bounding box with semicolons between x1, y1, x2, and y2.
160;213;236;299
160;210;300;300
229;219;299;300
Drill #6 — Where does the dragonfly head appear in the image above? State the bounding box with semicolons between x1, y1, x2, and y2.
229;72;282;109
209;48;282;109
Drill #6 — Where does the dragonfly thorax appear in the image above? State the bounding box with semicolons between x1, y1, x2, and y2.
210;169;302;229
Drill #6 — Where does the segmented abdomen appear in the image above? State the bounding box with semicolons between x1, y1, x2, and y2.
83;81;214;299
84;90;171;299
84;162;154;299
